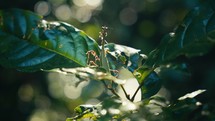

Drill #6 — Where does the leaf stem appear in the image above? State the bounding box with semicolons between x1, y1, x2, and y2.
131;85;142;102
102;80;120;98
131;68;155;102
120;85;131;101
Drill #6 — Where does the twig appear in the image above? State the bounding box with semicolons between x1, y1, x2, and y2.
130;85;141;102
130;68;155;102
120;85;131;101
102;80;120;98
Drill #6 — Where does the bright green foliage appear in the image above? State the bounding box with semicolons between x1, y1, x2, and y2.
68;105;98;121
0;9;99;71
56;67;123;85
66;112;97;121
133;67;161;99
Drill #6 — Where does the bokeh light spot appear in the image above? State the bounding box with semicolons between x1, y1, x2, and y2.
84;0;103;8
48;0;66;6
34;1;51;16
48;72;90;100
29;109;65;121
48;73;65;99
86;98;100;105
55;4;72;21
18;84;34;102
100;109;107;115
30;117;45;121
72;0;87;7
35;96;51;109
117;68;141;102
75;7;92;23
108;108;120;115
64;84;82;99
119;7;137;26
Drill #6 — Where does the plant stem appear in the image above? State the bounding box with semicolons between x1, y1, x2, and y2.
102;80;120;98
120;85;131;101
131;85;141;102
131;68;155;102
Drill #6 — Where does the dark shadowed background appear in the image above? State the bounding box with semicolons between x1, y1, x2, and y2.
1;0;215;121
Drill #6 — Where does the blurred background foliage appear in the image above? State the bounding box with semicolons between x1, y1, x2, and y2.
1;0;215;121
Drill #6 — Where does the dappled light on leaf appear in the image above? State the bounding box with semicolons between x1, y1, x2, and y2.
133;67;162;99
1;1;215;121
0;9;99;71
178;89;206;100
55;67;121;83
105;43;147;72
145;2;215;67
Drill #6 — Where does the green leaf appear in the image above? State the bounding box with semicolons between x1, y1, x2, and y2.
66;113;97;121
133;67;161;99
105;43;147;72
178;89;206;100
0;9;99;71
68;104;99;121
74;104;98;114
117;67;142;102
52;67;125;85
162;98;201;120
145;2;215;67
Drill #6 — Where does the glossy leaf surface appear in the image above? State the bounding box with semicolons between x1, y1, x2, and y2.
133;67;161;99
105;43;147;72
145;2;215;67
52;67;126;85
0;9;99;71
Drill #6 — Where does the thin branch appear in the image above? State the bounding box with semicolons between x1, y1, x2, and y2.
131;85;141;102
130;68;155;102
102;80;120;98
120;85;131;101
